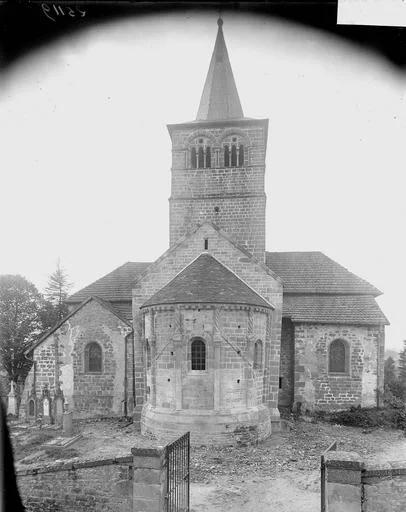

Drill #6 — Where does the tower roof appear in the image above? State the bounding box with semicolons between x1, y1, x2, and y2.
196;18;244;121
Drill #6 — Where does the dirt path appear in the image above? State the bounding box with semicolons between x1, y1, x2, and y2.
191;471;320;512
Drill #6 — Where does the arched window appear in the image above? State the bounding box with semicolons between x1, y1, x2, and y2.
329;339;347;373
191;338;206;370
190;147;197;169
238;144;244;167
224;145;230;167
253;340;263;369
231;144;237;166
85;342;102;373
205;146;211;168
198;146;204;168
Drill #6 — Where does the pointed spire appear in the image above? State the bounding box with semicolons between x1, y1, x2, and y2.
196;18;244;121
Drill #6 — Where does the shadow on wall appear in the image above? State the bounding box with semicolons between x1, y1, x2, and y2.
0;401;25;511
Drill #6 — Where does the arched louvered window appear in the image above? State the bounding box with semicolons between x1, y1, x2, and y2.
190;147;197;169
205;146;211;168
329;339;348;373
85;342;102;373
224;145;230;167
253;340;263;369
238;144;244;167
231;144;237;166
191;338;206;370
198;146;204;169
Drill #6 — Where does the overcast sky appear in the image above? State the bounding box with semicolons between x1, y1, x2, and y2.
0;10;404;350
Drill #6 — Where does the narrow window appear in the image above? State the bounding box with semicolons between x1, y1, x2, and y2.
146;340;151;370
238;144;244;167
198;146;204;168
28;399;35;416
191;338;206;370
224;145;230;167
253;340;263;369
204;238;209;250
329;339;347;373
231;144;237;166
279;377;283;389
190;147;197;169
205;146;211;168
85;342;102;373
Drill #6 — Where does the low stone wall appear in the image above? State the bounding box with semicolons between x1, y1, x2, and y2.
17;456;134;512
17;446;168;512
325;451;406;512
363;461;406;512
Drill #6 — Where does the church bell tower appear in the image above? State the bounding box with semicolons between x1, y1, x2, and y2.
167;18;269;262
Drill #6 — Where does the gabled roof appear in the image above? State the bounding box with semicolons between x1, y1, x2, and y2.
196;18;244;122
282;295;389;326
141;253;272;309
27;296;131;354
66;262;150;303
266;251;381;296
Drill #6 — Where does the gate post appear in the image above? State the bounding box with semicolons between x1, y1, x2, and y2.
132;446;167;512
325;451;363;512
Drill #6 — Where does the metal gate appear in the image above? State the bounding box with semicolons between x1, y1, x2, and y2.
321;440;337;512
165;432;190;512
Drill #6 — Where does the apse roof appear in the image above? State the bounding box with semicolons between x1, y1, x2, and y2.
141;253;272;309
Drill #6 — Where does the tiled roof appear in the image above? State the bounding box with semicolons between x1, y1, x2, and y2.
141;253;271;309
66;262;150;303
266;251;381;296
196;18;244;121
66;251;385;328
28;296;131;354
282;295;388;325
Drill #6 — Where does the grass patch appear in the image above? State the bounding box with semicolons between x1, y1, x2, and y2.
329;404;406;430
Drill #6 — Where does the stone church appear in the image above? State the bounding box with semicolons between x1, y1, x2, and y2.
21;19;388;444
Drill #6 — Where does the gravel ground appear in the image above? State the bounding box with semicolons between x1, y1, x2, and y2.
10;417;406;512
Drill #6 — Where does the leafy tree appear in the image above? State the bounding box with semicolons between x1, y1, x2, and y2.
384;356;403;400
398;340;406;393
0;275;44;387
385;357;397;387
44;259;72;322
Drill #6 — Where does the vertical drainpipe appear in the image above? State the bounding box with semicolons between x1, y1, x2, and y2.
132;330;136;412
124;330;133;418
377;326;384;408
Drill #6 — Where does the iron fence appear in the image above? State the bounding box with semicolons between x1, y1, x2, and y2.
165;431;190;512
321;440;337;512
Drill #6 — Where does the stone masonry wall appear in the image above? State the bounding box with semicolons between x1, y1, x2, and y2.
363;461;406;512
17;456;133;512
21;299;129;419
278;318;294;408
17;446;168;512
325;451;406;512
132;222;283;425
148;306;268;413
293;323;383;411
168;121;268;261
